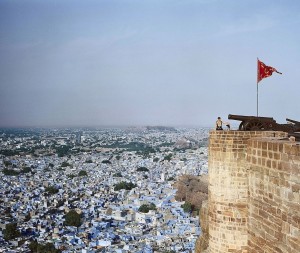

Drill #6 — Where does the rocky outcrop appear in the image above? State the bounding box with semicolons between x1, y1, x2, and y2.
174;174;208;212
195;200;209;253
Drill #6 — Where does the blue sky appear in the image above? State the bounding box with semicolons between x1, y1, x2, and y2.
1;0;300;127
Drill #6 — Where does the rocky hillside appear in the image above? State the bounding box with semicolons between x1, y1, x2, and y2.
174;174;208;213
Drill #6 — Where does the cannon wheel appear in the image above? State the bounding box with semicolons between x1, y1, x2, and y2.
239;122;246;131
244;120;265;131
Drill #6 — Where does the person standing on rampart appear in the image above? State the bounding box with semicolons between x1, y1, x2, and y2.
216;117;223;130
216;117;230;130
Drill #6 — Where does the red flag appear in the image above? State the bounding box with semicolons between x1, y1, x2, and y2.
257;59;282;83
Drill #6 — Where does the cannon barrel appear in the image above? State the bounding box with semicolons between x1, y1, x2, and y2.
228;114;274;122
286;118;300;125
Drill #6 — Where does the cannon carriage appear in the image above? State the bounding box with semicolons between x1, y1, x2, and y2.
228;114;300;133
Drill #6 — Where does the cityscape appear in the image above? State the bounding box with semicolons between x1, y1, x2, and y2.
0;127;209;252
1;1;297;253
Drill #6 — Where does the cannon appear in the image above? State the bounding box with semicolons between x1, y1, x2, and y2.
286;118;300;125
228;114;300;133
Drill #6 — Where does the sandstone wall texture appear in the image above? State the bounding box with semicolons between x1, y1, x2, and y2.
247;138;300;253
207;131;287;253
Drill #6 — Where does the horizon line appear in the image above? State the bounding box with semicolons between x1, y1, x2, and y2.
0;124;214;129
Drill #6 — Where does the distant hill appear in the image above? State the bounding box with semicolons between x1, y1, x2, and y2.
146;126;177;132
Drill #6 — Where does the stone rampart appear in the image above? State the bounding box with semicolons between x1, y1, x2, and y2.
247;137;300;253
207;130;288;253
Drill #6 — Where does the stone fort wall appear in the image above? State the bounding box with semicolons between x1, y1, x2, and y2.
247;137;300;253
204;130;300;253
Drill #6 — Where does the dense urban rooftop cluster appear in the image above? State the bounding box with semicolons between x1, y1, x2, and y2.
0;126;209;253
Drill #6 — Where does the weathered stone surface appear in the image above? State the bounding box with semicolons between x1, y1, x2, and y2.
248;137;300;253
195;200;209;253
195;130;300;253
207;131;285;253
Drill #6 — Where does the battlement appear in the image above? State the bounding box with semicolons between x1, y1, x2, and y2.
201;130;300;253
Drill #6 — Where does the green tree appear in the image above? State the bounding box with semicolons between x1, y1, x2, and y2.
56;145;71;157
3;223;20;241
29;241;61;253
102;160;111;164
153;157;160;162
137;167;149;172
138;203;157;213
21;167;31;173
1;150;18;156
114;181;137;191
61;161;71;167
3;169;20;176
163;153;172;161
113;172;122;177
181;202;193;213
68;174;76;179
4;160;12;166
38;242;61;253
24;212;31;222
65;210;81;227
78;170;87;177
45;186;59;195
28;240;38;252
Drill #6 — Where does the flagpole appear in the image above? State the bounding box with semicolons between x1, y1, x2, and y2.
257;82;258;117
257;58;259;117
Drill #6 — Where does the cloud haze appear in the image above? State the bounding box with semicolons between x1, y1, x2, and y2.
1;0;300;127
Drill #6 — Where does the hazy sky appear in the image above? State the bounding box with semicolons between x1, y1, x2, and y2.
1;0;300;127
